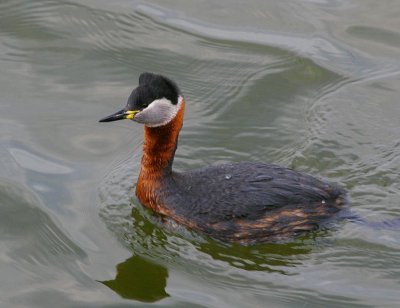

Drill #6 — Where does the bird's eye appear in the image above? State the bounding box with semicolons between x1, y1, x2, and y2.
142;102;149;108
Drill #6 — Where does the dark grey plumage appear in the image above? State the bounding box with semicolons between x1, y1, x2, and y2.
157;162;346;243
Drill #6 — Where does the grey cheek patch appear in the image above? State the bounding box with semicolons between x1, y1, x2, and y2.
135;105;164;125
134;97;182;127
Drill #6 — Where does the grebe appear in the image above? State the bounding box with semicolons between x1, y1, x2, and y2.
100;73;347;244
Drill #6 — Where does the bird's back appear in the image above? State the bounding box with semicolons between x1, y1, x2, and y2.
155;162;346;243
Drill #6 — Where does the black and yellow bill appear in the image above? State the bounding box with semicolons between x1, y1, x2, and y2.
99;110;139;122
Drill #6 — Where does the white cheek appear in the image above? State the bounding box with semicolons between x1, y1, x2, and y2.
136;96;183;127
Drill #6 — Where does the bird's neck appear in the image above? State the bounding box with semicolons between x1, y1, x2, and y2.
136;99;185;211
140;100;185;175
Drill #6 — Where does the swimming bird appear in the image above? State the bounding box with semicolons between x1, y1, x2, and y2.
99;73;347;244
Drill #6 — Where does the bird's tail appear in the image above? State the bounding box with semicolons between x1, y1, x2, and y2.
343;209;400;230
356;217;400;230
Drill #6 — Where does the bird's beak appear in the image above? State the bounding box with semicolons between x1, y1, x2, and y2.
99;109;139;122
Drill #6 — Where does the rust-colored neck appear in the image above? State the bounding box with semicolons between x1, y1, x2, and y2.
141;100;185;176
136;100;185;211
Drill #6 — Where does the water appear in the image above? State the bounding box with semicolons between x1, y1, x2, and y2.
1;0;400;307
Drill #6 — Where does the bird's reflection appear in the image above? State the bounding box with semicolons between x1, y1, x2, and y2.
100;205;325;304
129;205;318;272
101;255;169;302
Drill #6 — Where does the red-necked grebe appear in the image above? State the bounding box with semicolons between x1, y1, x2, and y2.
99;73;347;244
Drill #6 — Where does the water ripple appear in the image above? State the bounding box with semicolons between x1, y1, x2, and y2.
0;179;86;266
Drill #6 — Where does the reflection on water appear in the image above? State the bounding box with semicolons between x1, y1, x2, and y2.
100;197;320;273
101;255;169;302
195;239;313;273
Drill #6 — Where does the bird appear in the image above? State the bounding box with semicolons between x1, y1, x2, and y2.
99;72;347;244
